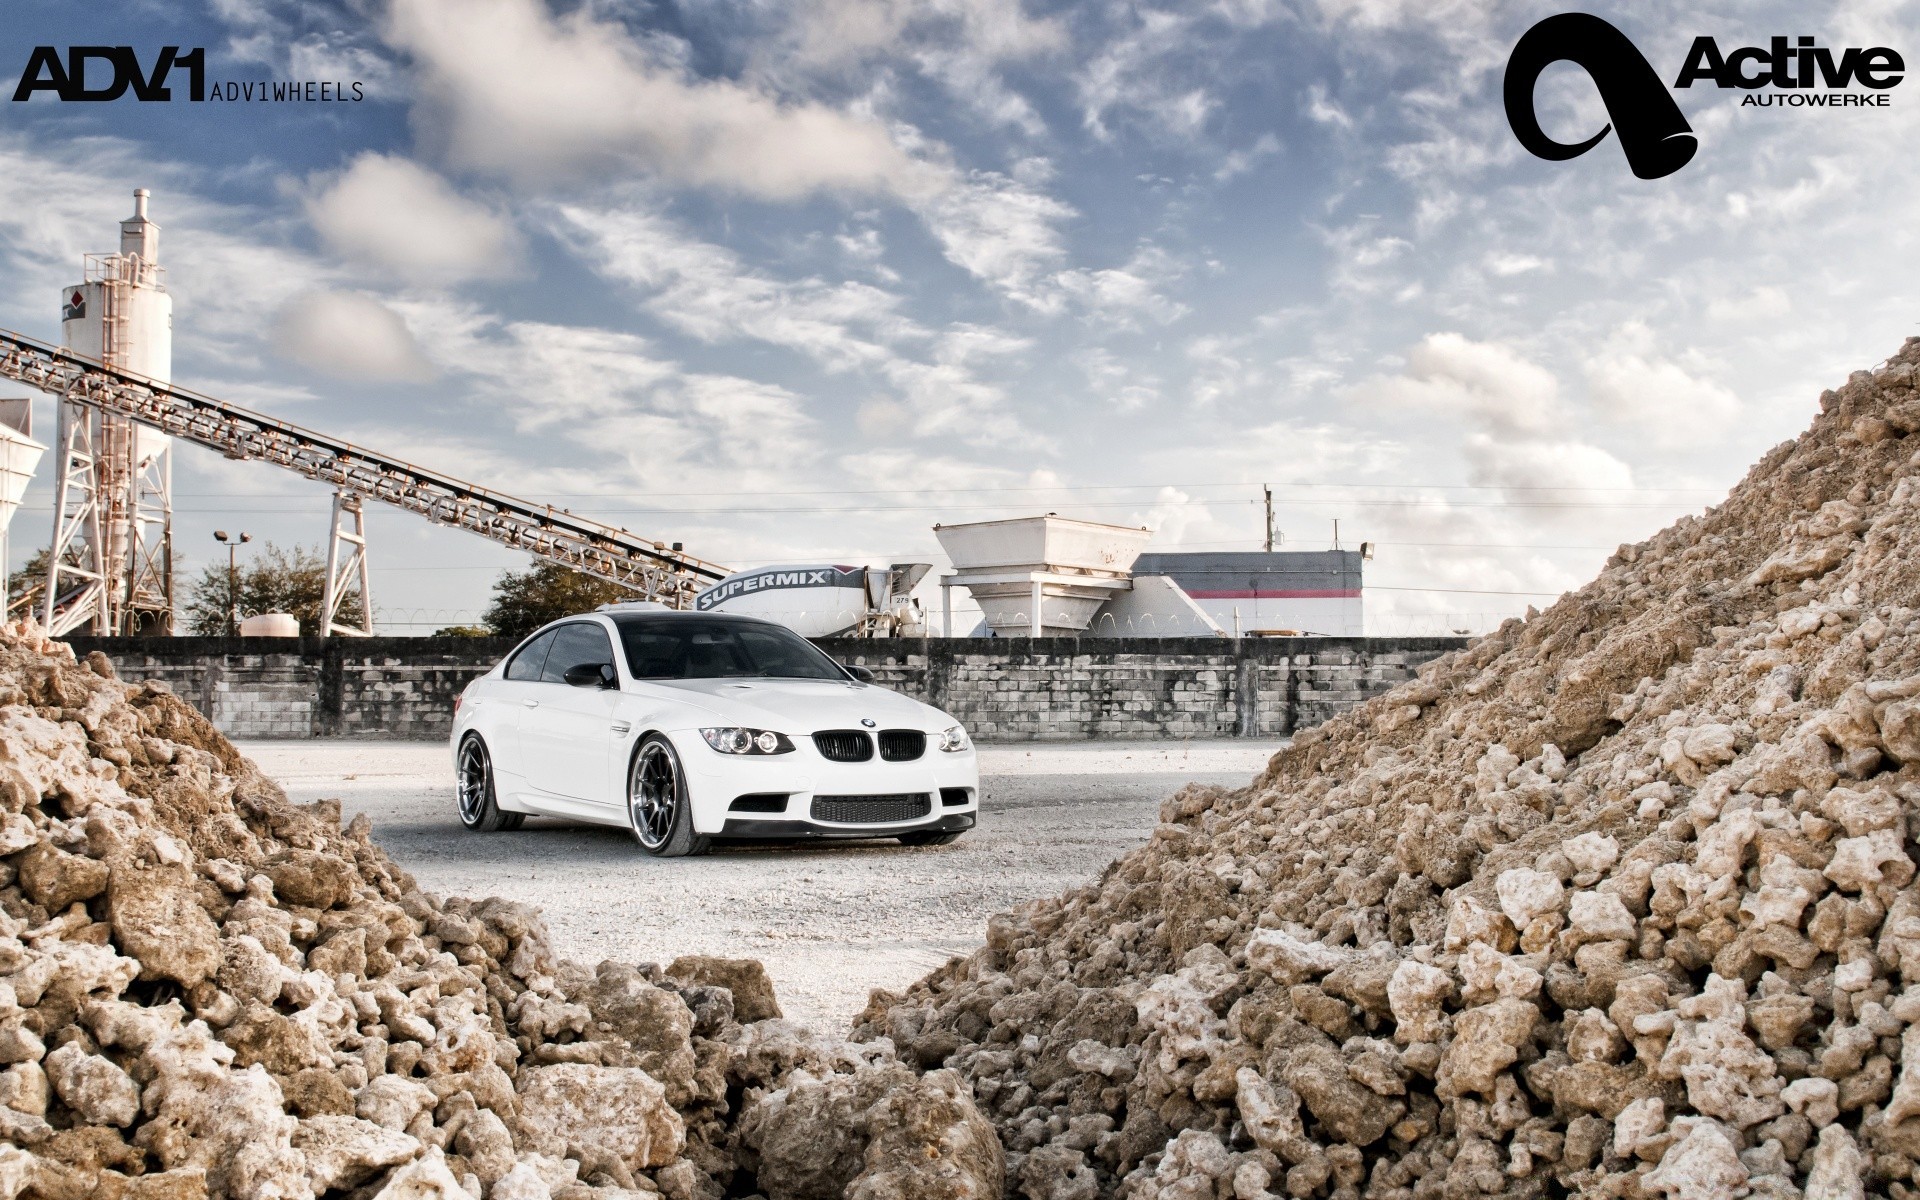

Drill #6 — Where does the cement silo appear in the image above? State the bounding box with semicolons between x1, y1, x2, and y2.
46;189;175;635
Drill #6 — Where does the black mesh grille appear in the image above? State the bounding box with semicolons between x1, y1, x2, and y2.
810;793;932;824
878;730;926;761
812;731;873;762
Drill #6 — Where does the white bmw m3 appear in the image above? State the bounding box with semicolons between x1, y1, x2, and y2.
449;609;980;856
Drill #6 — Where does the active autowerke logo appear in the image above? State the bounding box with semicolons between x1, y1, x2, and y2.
1504;13;1906;180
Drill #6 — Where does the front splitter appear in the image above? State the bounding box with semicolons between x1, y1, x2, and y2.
714;811;976;840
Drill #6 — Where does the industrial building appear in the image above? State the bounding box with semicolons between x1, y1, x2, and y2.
1131;549;1366;637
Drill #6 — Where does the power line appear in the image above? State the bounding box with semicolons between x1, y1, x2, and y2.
1367;584;1568;597
111;480;1726;500
12;497;1704;516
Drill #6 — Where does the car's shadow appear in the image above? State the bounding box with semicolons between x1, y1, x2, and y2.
360;768;1248;867
374;815;953;864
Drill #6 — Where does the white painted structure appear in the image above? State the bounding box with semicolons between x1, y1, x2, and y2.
0;402;45;611
1085;574;1224;637
239;613;300;637
935;515;1151;637
46;190;176;634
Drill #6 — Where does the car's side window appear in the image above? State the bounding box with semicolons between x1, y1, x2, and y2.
504;629;558;682
541;623;617;684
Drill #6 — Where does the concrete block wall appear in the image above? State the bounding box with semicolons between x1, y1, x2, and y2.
66;637;510;741
63;634;1468;742
820;636;1465;742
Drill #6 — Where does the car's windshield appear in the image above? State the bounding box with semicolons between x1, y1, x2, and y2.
610;615;849;681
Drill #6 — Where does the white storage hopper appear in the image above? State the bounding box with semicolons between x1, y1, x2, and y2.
934;515;1152;636
239;613;300;637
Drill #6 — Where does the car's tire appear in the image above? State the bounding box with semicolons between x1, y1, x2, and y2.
898;830;963;847
628;734;709;858
456;736;520;832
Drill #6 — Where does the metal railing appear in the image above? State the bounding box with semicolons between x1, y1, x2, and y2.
0;328;729;607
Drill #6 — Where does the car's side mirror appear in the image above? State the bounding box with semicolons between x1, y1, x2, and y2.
565;663;618;689
845;664;876;683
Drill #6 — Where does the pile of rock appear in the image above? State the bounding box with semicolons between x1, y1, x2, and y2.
862;337;1920;1198
0;627;999;1200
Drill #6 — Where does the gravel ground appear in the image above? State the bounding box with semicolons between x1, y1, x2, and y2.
237;737;1282;1031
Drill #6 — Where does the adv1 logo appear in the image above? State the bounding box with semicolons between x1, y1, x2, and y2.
1505;13;1906;180
12;46;365;103
12;46;204;102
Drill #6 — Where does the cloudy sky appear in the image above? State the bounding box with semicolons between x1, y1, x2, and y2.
1;0;1916;634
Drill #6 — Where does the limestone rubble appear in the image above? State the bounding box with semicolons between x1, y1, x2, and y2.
859;337;1920;1198
0;628;1000;1200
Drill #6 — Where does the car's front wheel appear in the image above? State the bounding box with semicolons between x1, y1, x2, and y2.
456;736;523;832
628;735;708;857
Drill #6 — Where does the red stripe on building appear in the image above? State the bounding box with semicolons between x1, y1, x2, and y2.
1183;589;1361;599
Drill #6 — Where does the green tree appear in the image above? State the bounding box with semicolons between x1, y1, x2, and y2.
182;542;363;636
8;547;51;616
481;562;636;641
9;546;99;621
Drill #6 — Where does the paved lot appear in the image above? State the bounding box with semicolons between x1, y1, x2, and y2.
238;738;1282;1031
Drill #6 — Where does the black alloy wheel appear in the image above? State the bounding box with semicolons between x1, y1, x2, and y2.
628;734;708;857
456;736;523;832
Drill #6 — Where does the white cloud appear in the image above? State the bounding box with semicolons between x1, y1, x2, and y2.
1077;348;1159;411
1461;434;1633;493
548;202;1033;443
1215;134;1281;182
1486;253;1547;277
1305;85;1353;129
1359;332;1560;436
783;0;1064;68
1585;327;1741;449
1076;8;1210;140
776;0;1064;134
911;163;1075;305
936;324;1032;366
1135;486;1215;543
304;154;521;284
549;203;914;373
1706;286;1792;323
272;291;435;382
1054;244;1191;328
383;0;937;201
400;303;821;488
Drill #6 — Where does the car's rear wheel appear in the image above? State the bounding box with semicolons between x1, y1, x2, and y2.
629;735;708;857
457;736;522;832
898;830;963;847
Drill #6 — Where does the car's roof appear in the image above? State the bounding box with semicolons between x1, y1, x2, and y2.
542;610;789;631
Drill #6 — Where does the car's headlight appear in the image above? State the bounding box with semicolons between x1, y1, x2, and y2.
700;727;795;755
938;725;971;753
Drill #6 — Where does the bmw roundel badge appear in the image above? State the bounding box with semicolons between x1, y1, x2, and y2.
860;718;877;728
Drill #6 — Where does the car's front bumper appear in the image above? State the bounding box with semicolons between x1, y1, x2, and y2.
714;810;977;840
672;727;979;836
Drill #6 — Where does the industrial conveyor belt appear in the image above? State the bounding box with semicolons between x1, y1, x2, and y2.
0;328;729;607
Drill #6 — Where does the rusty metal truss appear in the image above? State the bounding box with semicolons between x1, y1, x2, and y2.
0;328;729;613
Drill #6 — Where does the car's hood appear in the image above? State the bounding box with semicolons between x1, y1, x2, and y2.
634;677;951;732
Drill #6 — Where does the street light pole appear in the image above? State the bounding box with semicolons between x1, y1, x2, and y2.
213;530;251;637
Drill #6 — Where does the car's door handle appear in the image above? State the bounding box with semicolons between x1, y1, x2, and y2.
611;720;631;735
522;699;539;708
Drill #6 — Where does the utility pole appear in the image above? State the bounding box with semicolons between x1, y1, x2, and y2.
1263;484;1274;553
1332;519;1341;551
214;529;249;636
